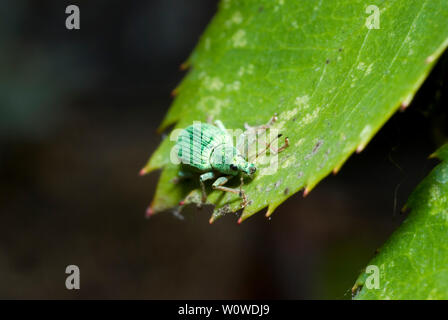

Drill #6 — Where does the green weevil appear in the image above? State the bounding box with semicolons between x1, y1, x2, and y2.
174;116;289;209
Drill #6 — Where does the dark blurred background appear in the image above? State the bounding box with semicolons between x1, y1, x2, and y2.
0;0;447;299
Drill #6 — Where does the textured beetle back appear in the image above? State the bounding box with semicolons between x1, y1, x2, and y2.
176;123;230;171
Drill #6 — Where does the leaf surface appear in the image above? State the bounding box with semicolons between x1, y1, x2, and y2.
353;144;448;299
142;0;448;222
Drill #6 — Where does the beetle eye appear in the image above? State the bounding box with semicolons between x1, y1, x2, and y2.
230;164;237;170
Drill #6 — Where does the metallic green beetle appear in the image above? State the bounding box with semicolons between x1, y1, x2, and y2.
175;116;288;208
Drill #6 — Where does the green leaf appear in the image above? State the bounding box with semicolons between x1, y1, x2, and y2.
141;0;448;222
353;144;448;300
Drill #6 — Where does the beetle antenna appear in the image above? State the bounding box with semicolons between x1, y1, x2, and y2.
239;176;244;195
239;176;248;208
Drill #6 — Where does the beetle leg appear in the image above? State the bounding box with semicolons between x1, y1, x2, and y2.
238;114;282;160
199;172;216;204
269;137;290;154
214;120;227;132
212;176;248;208
178;172;215;207
253;135;289;160
239;175;248;207
244;113;278;132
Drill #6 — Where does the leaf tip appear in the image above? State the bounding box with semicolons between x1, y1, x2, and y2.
180;61;190;71
170;87;179;97
400;93;415;112
425;55;436;64
156;125;165;134
140;163;160;176
356;144;365;153
401;203;409;214
157;117;178;134
303;187;311;197
332;166;340;175
265;207;274;217
145;204;155;218
400;102;409;112
351;282;363;298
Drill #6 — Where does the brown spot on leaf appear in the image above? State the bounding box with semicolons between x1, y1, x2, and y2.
312;139;324;154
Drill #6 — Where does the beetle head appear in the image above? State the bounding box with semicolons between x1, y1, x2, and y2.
210;145;256;176
230;155;257;176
